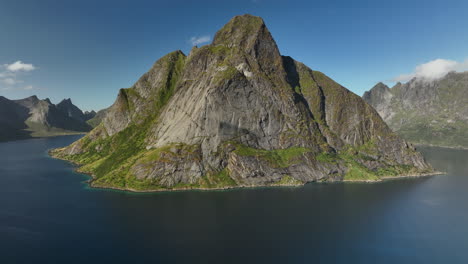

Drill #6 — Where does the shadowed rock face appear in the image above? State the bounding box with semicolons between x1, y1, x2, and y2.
0;96;31;141
363;72;468;148
52;14;432;191
0;95;94;141
57;98;96;123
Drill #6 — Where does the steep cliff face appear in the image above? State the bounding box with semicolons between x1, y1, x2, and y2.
0;95;94;141
52;15;432;191
364;72;468;148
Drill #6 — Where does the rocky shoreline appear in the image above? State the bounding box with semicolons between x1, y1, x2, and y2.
84;171;446;193
50;148;443;193
343;171;445;183
414;143;468;150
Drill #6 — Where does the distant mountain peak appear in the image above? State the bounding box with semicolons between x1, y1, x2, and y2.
25;95;39;101
59;98;73;105
372;82;390;90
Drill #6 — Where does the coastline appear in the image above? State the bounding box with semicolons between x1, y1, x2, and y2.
342;171;445;183
414;143;468;150
49;149;445;193
88;180;304;193
1;132;86;144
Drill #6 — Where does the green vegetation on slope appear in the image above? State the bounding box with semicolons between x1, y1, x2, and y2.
54;52;188;189
232;143;312;168
364;72;468;148
316;141;420;181
392;114;468;148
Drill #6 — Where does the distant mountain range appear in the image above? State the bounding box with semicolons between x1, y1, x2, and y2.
0;95;101;142
363;72;468;148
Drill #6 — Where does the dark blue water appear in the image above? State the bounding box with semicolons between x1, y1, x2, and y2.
1;135;467;264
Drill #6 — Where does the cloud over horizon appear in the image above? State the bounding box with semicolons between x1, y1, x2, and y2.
189;35;211;46
392;58;468;82
0;60;36;90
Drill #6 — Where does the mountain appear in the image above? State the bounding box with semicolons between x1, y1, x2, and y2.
363;72;468;148
0;96;30;141
84;110;97;121
51;14;433;191
0;95;95;141
86;108;108;128
57;98;96;122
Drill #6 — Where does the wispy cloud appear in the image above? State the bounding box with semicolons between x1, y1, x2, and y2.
1;78;18;85
5;61;36;72
0;60;36;90
189;35;211;46
392;58;468;82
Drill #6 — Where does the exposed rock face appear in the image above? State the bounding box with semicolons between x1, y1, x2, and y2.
363;72;468;148
0;95;95;141
52;14;432;191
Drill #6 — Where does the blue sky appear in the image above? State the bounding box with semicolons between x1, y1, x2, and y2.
1;0;467;111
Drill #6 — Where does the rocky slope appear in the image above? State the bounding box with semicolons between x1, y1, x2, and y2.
363;72;468;148
0;95;95;141
51;14;433;191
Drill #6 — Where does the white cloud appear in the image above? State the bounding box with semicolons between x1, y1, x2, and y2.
0;60;36;90
189;35;211;46
23;85;33;90
5;61;36;72
392;58;468;82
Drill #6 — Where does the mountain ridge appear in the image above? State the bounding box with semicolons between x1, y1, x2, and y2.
0;95;98;142
363;72;468;148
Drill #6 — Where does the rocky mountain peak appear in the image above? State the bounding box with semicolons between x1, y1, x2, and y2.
58;98;73;105
373;82;390;90
56;98;89;122
213;14;266;45
25;95;39;102
212;14;281;66
52;15;432;191
363;82;392;107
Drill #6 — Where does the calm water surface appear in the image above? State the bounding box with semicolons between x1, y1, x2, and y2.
1;135;467;263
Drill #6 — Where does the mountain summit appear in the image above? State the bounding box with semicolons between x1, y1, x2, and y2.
51;15;433;191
